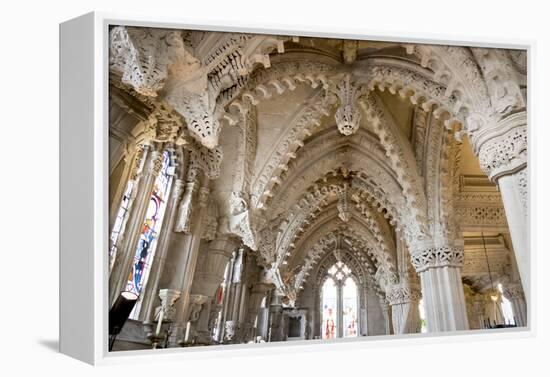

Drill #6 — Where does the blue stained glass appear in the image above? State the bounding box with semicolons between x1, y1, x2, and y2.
126;151;173;297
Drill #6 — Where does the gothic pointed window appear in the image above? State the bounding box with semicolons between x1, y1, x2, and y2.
126;150;174;316
322;262;359;339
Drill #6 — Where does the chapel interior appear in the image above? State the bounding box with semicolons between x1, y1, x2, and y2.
107;27;528;351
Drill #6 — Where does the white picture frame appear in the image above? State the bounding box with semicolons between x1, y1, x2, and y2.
59;11;534;365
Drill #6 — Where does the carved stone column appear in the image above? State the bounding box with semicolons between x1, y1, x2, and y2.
503;283;527;327
475;111;528;293
268;291;284;342
162;167;210;345
245;283;272;342
387;283;422;334
109;147;163;304
411;242;469;332
187;294;209;342
379;298;392;335
464;285;484;330
190;235;241;344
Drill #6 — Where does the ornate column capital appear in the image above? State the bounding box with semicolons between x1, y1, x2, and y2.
387;283;422;306
410;242;464;273
157;288;181;322
475;111;527;181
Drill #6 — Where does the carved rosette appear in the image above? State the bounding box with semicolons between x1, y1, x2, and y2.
476;112;527;181
411;245;464;273
387;284;422;306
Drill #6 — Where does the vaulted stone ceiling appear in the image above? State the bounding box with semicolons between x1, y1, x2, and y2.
109;26;526;302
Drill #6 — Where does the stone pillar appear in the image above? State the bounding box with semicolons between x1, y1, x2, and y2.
336;282;344;338
109;147;164;304
387;283;422;334
268;291;284;342
187;294;209;342
475;112;528;293
464;284;484;330
360;282;368;336
411;242;469;332
162;168;210;345
245;283;272;342
191;235;241;344
139;178;185;323
503;283;527;327
379;298;392;335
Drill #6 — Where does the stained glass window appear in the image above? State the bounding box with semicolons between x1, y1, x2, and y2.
342;277;358;338
109;180;135;270
322;262;360;339
321;278;338;339
126;150;174;306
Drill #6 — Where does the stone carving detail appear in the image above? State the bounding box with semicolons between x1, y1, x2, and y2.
174;182;197;233
516;168;528;215
130;144;147;180
387;284;421;306
477;124;527;178
413;107;429;174
471;48;525;116
189;141;223;179
189;295;209;322
110;26;186;97
362;94;428;243
155;289;181;323
251;92;333;210
503;283;525;300
411;245;464;272
333;74;363;136
455;206;507;227
224;320;239;342
336;184;351;222
202;214;218;241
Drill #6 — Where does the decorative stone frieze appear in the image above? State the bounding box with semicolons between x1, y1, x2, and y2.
387;284;421;306
476;115;527;180
411;245;464;273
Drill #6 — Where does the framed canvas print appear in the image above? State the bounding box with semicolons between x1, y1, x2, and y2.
59;12;532;365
